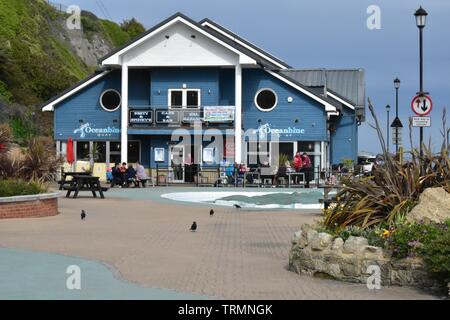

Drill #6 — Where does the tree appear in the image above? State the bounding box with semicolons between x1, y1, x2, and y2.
121;18;145;39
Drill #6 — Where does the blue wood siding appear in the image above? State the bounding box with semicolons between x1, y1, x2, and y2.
150;67;220;106
129;69;151;106
54;70;122;141
219;68;235;105
330;108;358;164
242;69;327;142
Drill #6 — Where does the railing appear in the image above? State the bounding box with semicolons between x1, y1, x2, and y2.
46;1;69;13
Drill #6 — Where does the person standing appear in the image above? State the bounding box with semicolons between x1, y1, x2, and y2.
293;152;303;184
301;152;312;188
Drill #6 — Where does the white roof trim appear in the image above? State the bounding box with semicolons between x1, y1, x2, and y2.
102;16;257;66
327;91;356;110
266;70;337;113
201;21;289;70
41;71;110;112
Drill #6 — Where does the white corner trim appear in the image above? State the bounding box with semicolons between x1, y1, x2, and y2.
42;72;110;112
201;21;288;70
266;70;337;113
102;16;257;66
327;92;356;110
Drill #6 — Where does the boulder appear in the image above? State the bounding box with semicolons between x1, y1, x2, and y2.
343;236;368;254
408;187;450;223
310;233;333;251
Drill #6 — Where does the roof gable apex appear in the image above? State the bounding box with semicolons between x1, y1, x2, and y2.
101;13;256;66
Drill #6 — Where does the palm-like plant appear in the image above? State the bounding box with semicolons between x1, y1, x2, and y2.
323;100;450;230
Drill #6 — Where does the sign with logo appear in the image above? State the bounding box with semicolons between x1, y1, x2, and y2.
412;116;431;127
204;106;235;123
129;110;153;125
73;123;121;138
156;110;180;124
253;123;306;139
182;110;203;123
411;95;432;116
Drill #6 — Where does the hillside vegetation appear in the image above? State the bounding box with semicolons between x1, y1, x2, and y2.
0;0;144;141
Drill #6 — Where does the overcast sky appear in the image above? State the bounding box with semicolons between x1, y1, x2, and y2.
57;0;450;154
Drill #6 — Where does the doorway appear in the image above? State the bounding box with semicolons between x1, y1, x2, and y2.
169;145;184;182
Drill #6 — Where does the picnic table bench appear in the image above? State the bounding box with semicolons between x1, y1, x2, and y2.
58;171;91;190
64;175;108;199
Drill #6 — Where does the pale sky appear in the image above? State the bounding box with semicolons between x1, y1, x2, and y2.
56;0;450;154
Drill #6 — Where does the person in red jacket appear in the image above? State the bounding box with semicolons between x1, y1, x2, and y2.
293;152;303;184
301;152;312;188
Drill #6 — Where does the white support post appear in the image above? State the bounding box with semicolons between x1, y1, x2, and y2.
121;64;129;163
235;64;242;164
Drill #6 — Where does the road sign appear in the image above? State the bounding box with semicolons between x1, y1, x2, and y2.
411;95;432;116
412;116;431;127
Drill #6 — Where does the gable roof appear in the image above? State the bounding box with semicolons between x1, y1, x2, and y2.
199;18;292;70
42;13;346;114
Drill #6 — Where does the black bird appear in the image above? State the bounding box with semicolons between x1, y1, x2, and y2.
81;210;86;220
210;209;214;216
190;221;197;232
233;204;242;209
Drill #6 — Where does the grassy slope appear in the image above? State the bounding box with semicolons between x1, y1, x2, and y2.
0;0;134;107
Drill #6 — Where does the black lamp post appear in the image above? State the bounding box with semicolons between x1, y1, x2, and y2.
392;78;402;153
386;105;391;153
414;6;428;159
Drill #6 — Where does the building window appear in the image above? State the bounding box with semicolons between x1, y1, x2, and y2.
298;141;315;152
255;88;277;112
169;89;201;108
76;141;90;161
110;142;121;165
100;89;121;112
93;142;107;163
128;141;140;163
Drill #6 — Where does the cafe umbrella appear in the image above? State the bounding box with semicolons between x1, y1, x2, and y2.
66;137;75;166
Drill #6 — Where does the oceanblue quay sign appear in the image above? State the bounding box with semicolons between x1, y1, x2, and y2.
128;106;235;126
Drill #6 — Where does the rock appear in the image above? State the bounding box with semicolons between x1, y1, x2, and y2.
331;238;344;251
362;245;384;260
343;236;368;254
306;229;318;244
291;231;302;245
310;232;333;251
407;187;450;223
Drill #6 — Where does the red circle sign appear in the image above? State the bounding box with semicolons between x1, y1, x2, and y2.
411;95;433;116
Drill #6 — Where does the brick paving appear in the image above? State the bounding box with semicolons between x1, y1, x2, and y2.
0;194;437;299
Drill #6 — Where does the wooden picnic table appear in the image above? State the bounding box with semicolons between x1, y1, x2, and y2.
64;175;108;199
58;171;91;190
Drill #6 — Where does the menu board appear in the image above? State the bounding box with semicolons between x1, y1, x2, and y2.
129;110;153;125
203;106;235;123
156;110;180;124
182;110;203;123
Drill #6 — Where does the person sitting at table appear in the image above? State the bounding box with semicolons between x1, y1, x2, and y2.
273;161;289;186
111;163;124;187
135;161;149;187
125;164;139;188
293;152;303;184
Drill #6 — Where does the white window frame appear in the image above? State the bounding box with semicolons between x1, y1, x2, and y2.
254;88;278;112
168;89;201;108
100;89;122;112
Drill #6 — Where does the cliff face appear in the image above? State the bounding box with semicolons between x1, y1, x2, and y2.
0;0;134;107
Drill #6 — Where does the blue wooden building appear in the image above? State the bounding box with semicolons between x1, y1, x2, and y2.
42;13;365;181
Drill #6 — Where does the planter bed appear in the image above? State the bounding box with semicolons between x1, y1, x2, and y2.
0;192;60;219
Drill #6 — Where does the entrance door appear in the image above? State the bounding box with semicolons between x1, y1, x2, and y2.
170;145;184;183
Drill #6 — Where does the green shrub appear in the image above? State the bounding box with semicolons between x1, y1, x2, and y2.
387;220;450;287
0;179;47;197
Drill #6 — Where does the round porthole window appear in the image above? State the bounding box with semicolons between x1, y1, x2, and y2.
100;89;121;112
255;88;277;111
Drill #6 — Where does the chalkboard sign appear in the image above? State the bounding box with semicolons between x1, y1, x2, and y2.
129;110;153;125
156;110;180;124
182;110;203;123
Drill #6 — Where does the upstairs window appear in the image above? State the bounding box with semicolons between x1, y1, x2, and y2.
100;89;121;112
169;89;200;108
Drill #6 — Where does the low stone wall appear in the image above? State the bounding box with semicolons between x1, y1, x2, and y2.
0;193;59;219
289;224;439;289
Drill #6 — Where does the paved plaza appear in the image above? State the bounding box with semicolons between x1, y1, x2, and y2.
0;188;438;299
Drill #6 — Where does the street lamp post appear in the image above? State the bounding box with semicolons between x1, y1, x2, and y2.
386;105;391;153
394;78;401;153
415;6;428;159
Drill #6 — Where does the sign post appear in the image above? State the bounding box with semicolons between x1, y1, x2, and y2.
411;94;432;161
